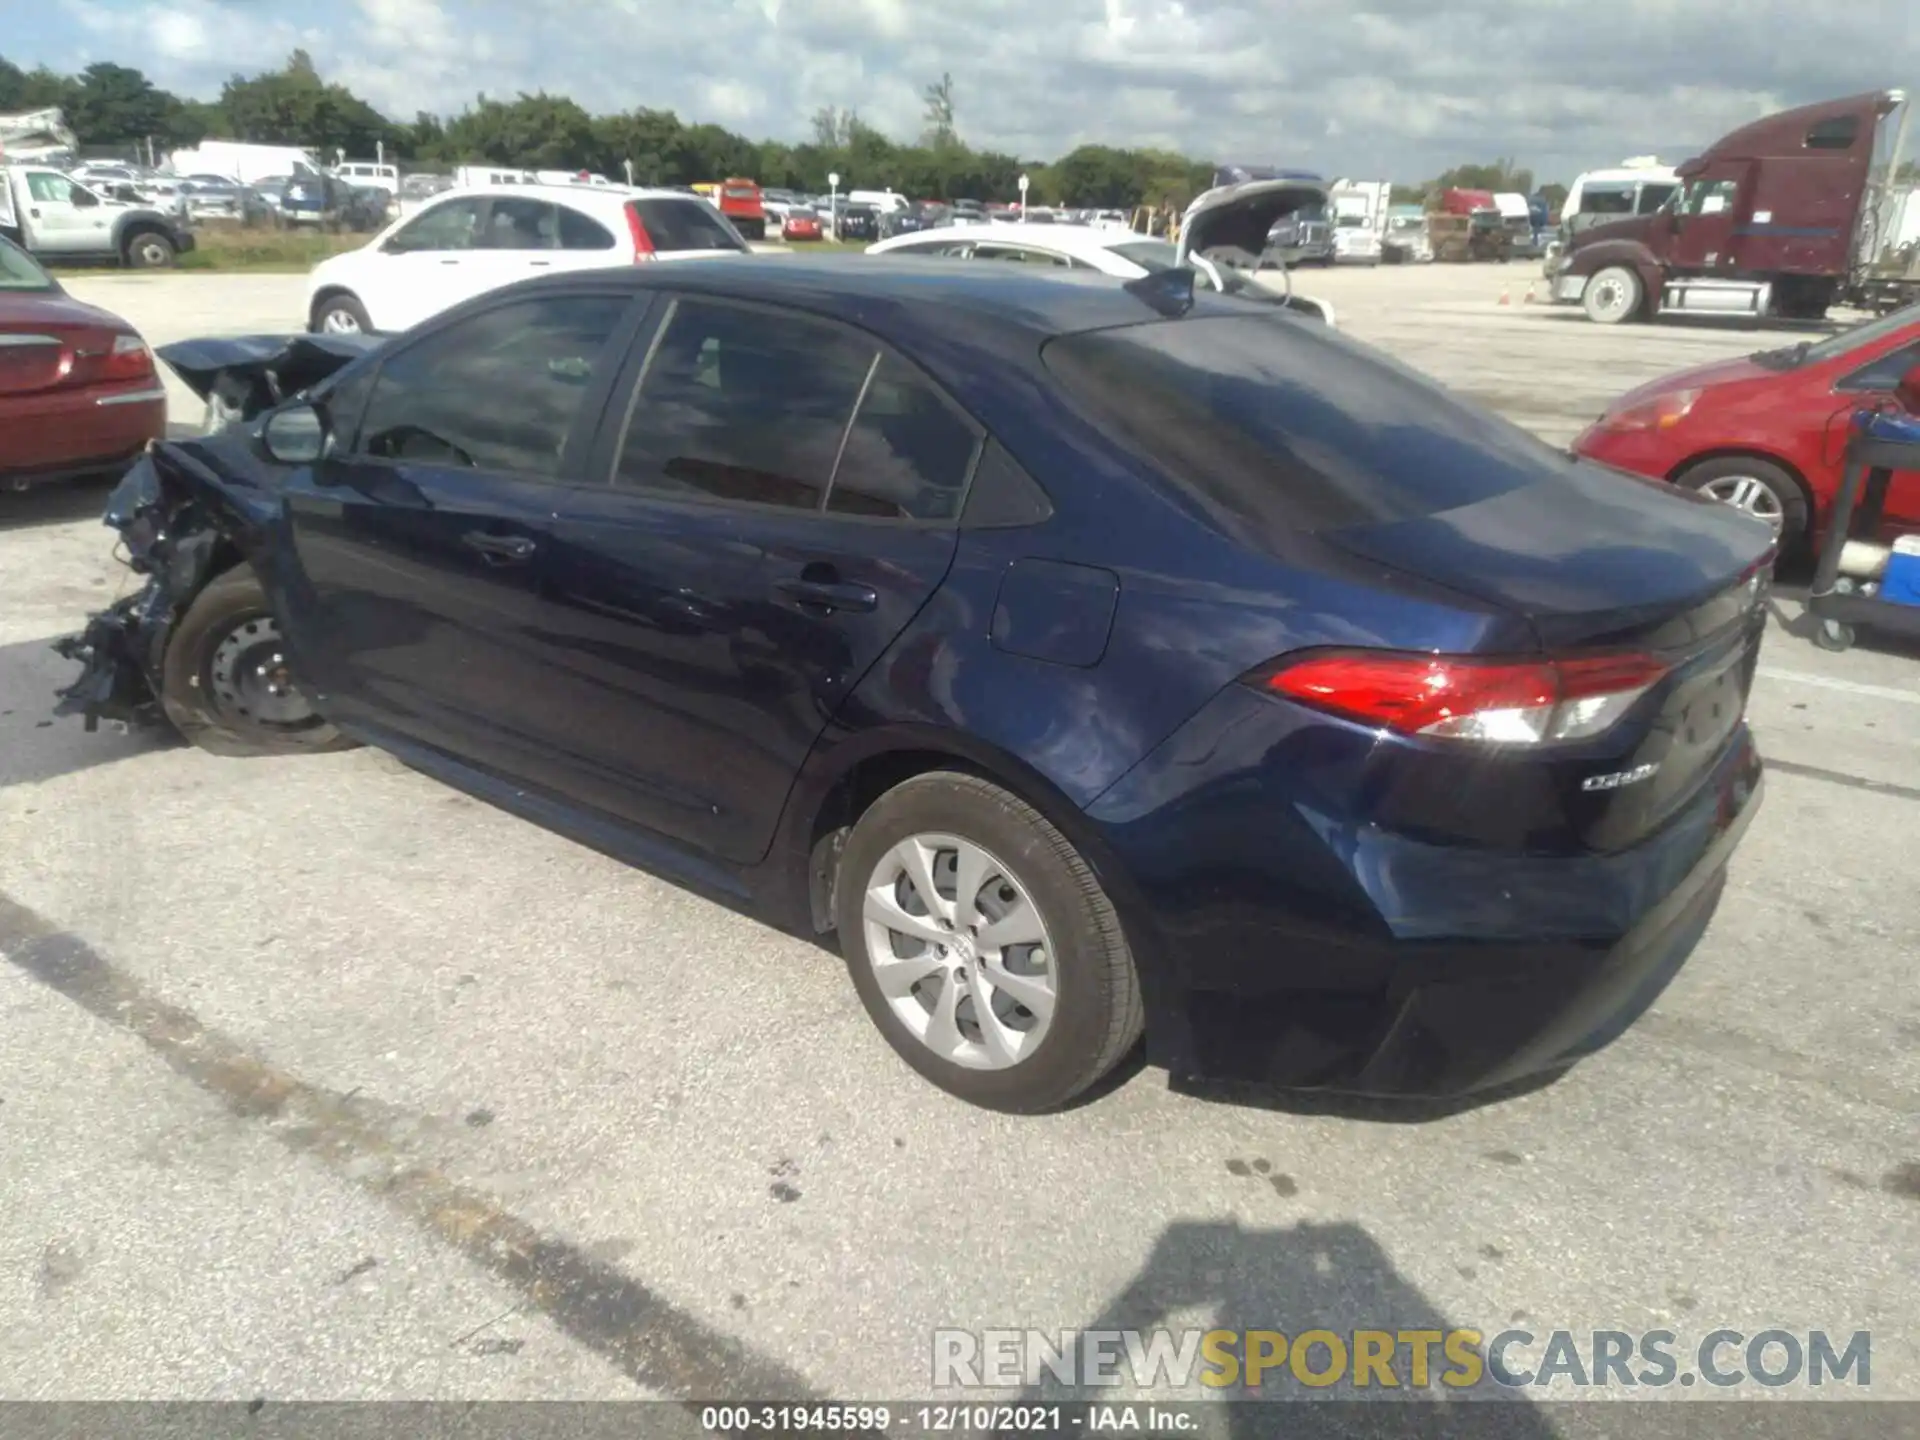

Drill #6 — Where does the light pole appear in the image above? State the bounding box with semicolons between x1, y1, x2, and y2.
828;171;840;240
1018;172;1029;222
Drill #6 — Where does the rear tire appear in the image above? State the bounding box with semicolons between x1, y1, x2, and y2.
1582;265;1644;324
159;566;357;757
836;772;1143;1113
1674;455;1807;549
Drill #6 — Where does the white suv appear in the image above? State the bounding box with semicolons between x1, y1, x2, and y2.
305;184;752;334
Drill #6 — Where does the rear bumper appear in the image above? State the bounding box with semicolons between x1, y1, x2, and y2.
0;386;167;486
1087;691;1765;1099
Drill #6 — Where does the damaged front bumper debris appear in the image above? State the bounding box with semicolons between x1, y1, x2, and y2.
52;330;378;734
52;446;226;731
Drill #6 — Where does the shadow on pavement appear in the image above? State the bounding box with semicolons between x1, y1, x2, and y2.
0;475;119;533
998;1218;1560;1438
0;635;183;790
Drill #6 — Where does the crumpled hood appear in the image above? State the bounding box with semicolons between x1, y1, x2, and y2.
158;332;383;405
1177;179;1332;266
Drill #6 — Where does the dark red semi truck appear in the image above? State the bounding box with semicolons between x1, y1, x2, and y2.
1552;88;1919;324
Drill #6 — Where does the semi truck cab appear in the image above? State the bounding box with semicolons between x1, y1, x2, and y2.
1553;88;1914;323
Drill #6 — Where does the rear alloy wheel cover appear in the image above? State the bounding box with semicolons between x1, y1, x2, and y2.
1696;473;1787;533
860;833;1058;1071
320;306;362;333
206;614;318;730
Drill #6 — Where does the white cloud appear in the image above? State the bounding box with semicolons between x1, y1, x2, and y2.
42;0;1920;181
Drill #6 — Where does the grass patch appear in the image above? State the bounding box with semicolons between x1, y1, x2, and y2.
175;225;368;273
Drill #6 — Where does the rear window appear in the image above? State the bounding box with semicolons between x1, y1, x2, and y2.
1041;315;1562;537
631;199;749;252
0;236;54;291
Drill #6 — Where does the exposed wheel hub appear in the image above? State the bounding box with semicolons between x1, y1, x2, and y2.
208;615;316;728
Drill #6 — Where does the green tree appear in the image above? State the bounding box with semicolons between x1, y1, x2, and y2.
921;72;957;149
0;60;77;112
219;51;396;159
440;93;598;170
67;61;171;146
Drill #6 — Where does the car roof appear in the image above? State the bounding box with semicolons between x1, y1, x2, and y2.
424;182;702;206
871;223;1160;259
512;252;1245;340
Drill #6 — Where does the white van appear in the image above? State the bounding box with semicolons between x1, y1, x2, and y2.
452;165;535;190
1544;159;1681;271
335;161;400;195
847;188;909;215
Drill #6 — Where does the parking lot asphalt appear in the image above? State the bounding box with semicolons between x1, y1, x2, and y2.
1;261;1916;1410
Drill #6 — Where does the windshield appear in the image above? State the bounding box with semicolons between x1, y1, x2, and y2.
1779;302;1920;366
1105;239;1271;299
0;236;56;291
1108;239;1180;271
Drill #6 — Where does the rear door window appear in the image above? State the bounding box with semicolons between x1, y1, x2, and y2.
352;294;629;478
480;197;559;249
559;205;616;250
1042;315;1559;537
630;198;749;252
827;356;982;521
614;298;876;509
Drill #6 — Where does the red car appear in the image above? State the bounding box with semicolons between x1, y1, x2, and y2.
1573;303;1920;553
1;235;167;490
781;208;824;242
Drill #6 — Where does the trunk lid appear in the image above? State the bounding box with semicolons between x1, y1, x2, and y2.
0;293;129;395
1177;178;1331;268
1041;311;1774;853
1327;463;1774;851
1325;457;1775;650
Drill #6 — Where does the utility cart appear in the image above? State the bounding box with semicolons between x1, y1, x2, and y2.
1806;407;1920;652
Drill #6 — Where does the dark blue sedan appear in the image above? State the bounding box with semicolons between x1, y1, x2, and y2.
55;256;1772;1112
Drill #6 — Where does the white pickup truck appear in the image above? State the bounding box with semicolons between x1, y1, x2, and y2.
0;164;196;268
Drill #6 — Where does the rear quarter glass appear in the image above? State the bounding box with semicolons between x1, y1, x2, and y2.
1040;315;1585;542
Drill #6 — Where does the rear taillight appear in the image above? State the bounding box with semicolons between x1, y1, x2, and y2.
1254;649;1670;744
100;333;154;383
624;204;658;263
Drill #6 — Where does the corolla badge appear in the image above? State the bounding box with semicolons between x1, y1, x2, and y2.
1583;762;1661;792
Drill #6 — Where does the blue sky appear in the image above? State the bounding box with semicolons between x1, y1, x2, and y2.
8;0;1919;181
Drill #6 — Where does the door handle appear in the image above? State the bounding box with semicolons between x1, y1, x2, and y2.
440;257;460;265
529;259;551;268
462;530;537;564
774;576;878;613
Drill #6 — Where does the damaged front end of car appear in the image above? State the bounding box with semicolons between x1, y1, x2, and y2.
50;331;378;734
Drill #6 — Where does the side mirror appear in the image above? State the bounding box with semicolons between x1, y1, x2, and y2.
260;403;327;465
71;187;99;209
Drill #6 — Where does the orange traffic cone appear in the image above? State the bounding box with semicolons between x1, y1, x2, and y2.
1497;287;1511;305
1523;283;1538;304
